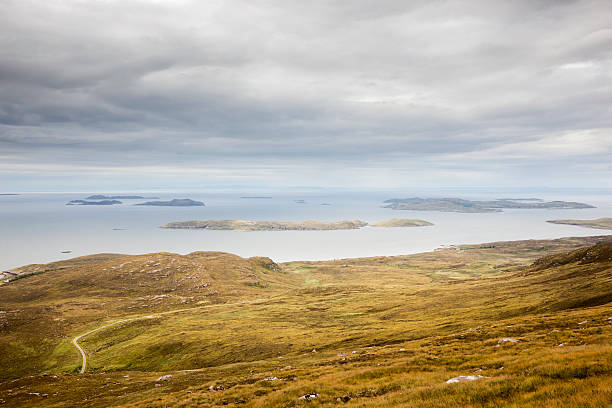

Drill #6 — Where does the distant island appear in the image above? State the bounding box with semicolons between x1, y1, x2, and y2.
370;218;434;227
497;198;544;202
547;218;612;230
162;219;366;230
66;199;122;206
0;193;19;196
136;198;205;207
383;197;594;213
161;218;432;231
86;195;158;199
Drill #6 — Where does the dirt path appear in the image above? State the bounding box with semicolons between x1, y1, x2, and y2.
73;318;138;373
72;299;268;373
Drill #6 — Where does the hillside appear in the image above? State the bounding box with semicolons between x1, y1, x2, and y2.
0;252;293;381
0;236;610;407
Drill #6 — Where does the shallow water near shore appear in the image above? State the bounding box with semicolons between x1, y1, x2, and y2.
1;190;611;270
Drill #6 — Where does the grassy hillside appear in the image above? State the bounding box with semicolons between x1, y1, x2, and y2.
0;252;294;380
0;235;610;407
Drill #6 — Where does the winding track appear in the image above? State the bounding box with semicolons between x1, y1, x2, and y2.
72;299;267;373
73;318;138;373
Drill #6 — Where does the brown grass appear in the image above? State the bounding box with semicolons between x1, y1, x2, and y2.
0;235;610;407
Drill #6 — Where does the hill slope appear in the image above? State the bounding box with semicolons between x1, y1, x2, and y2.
0;236;610;407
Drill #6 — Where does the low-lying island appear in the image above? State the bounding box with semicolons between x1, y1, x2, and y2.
161;218;433;231
547;218;612;230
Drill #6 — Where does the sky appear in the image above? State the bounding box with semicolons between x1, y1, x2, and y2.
1;0;611;192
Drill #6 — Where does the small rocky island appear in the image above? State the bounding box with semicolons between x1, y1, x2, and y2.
136;199;205;207
161;218;432;231
370;218;434;227
383;197;594;213
547;218;612;230
87;195;158;199
67;199;122;205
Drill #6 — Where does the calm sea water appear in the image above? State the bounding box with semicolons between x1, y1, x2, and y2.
1;191;611;270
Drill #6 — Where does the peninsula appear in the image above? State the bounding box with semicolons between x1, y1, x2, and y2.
135;198;205;207
161;218;433;230
383;197;594;213
66;199;122;206
547;218;612;230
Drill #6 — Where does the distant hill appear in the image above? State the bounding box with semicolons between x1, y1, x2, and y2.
384;197;594;212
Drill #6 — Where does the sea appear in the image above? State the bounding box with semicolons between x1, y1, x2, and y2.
1;189;611;271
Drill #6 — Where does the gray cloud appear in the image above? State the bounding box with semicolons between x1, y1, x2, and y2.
0;0;610;190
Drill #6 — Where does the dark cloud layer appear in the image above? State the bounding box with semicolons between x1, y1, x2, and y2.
0;0;610;190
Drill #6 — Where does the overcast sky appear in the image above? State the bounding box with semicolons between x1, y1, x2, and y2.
1;0;610;191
